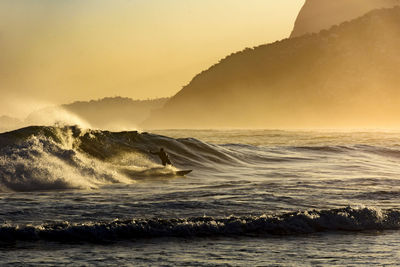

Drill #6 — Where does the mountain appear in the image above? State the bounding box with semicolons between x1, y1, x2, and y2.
290;0;399;38
26;97;168;130
142;7;400;129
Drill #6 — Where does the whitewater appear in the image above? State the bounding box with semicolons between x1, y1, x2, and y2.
1;126;400;265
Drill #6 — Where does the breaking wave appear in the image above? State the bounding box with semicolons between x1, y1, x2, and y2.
0;125;236;192
0;207;398;243
1;125;400;192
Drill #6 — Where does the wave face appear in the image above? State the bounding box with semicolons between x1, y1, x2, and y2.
0;126;238;192
0;207;398;243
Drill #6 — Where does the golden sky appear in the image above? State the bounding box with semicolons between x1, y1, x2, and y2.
0;0;304;117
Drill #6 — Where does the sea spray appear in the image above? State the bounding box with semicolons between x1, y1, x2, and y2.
0;126;135;192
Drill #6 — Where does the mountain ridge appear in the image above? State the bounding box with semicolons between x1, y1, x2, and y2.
290;0;399;38
0;97;169;132
142;7;400;129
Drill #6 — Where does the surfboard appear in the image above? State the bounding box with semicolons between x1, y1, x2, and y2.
175;170;192;176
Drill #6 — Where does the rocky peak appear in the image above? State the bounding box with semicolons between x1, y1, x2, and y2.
290;0;399;38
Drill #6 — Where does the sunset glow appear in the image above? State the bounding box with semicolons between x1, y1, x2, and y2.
0;0;304;117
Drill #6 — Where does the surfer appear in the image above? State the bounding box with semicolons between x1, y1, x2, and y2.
150;148;172;166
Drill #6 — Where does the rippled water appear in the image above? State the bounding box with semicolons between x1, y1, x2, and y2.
1;127;400;265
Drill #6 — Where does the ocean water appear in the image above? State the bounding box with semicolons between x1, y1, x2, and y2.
1;126;400;266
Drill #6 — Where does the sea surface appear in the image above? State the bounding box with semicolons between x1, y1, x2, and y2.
1;126;400;266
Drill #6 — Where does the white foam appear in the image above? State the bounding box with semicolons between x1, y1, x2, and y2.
0;207;399;243
0;130;133;192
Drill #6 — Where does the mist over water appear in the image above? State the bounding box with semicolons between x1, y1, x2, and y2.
0;101;93;133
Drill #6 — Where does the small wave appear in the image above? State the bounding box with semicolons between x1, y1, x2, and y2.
361;146;400;159
292;146;352;153
355;191;400;200
0;207;398;243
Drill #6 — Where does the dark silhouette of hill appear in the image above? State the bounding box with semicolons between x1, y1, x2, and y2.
143;7;400;129
291;0;399;38
26;97;168;130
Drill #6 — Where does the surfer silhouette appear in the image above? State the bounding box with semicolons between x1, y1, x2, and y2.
150;148;172;166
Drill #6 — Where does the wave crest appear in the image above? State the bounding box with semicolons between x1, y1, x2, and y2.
1;207;398;243
0;126;230;192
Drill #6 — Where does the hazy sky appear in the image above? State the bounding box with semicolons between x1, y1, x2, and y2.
0;0;304;117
